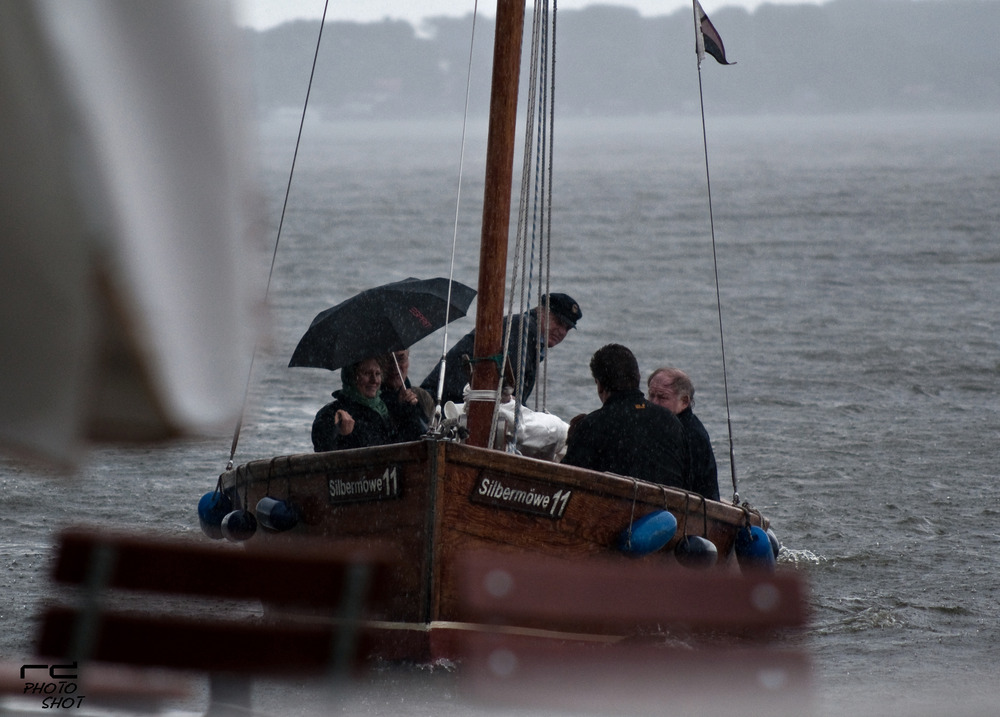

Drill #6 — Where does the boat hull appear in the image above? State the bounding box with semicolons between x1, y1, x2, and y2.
218;438;767;660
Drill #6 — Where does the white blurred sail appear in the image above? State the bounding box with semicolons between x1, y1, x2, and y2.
0;1;266;467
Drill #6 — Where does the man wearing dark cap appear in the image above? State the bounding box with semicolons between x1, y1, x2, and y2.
420;293;582;406
562;344;691;489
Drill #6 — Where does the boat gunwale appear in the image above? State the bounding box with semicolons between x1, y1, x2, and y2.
219;438;765;529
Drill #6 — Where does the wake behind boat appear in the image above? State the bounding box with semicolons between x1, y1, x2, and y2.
201;0;778;662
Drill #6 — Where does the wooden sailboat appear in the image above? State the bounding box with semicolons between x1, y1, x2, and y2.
211;0;773;662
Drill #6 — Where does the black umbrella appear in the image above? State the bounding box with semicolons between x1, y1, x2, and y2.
288;277;476;371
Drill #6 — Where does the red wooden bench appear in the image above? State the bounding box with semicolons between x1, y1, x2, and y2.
452;550;813;716
28;526;395;716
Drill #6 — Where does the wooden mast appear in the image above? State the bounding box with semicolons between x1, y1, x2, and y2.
467;0;526;448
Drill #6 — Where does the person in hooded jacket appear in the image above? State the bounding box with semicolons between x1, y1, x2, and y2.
312;356;424;452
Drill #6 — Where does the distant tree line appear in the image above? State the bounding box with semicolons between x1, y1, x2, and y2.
245;0;1000;117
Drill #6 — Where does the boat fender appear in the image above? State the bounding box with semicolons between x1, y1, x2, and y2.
766;527;782;559
735;525;776;572
197;491;233;540
618;510;677;555
221;509;257;542
674;535;718;569
256;497;299;532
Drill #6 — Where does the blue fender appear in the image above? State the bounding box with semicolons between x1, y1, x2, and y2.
674;535;718;569
766;527;782;559
256;497;299;532
197;491;232;540
735;525;776;571
221;509;257;542
618;510;677;555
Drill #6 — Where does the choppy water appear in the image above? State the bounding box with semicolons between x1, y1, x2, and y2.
2;111;999;716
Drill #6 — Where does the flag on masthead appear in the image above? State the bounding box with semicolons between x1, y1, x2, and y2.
694;0;734;67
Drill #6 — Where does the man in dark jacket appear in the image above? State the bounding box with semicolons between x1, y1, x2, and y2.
647;367;720;500
420;292;582;406
562;344;690;489
380;348;434;433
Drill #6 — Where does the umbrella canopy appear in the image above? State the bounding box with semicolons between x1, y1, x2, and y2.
288;277;476;371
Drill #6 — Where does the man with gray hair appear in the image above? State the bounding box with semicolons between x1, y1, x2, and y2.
647;367;719;501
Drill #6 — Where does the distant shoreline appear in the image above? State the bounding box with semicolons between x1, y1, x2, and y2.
246;1;1000;117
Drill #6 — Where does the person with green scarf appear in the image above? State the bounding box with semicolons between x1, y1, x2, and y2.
312;356;424;452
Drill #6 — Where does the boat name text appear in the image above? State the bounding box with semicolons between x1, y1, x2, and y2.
328;466;401;504
471;474;571;519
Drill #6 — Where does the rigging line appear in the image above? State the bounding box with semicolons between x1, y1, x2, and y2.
521;0;551;425
514;0;547;415
540;0;558;412
525;0;548;408
495;104;532;443
494;185;527;445
540;0;556;412
529;0;551;413
495;0;546;443
541;0;556;411
227;0;331;469
431;0;481;422
694;29;739;504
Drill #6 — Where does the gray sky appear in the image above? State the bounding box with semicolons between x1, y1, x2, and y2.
237;0;829;29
